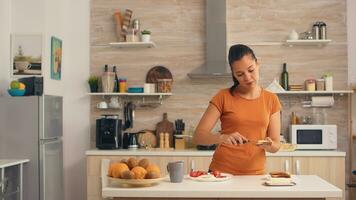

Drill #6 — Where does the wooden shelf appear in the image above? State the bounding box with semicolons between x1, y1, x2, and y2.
88;92;171;96
108;41;156;48
285;39;332;46
275;90;353;95
89;92;172;105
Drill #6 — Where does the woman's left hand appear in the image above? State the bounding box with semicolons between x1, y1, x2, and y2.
257;137;273;151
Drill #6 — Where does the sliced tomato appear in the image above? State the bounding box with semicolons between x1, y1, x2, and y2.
212;170;221;177
189;171;199;177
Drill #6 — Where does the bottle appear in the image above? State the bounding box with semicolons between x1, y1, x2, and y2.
281;63;289;90
119;78;127;93
291;112;297;125
101;64;114;93
113;66;119;92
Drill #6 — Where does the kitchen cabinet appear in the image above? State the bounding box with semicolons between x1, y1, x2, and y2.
266;156;345;200
292;157;344;200
265;156;292;173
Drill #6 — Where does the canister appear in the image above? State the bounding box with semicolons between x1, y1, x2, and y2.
316;79;325;91
319;22;327;40
312;22;320;40
305;79;316;91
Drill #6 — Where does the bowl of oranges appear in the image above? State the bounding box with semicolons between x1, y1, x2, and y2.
8;80;26;96
107;157;163;187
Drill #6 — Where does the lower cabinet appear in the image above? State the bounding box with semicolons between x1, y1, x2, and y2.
266;156;345;200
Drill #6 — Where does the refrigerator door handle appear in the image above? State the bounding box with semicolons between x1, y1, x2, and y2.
40;137;60;144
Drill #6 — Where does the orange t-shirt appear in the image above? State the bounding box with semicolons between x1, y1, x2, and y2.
209;88;281;175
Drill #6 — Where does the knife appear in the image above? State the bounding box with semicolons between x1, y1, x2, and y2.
243;140;272;146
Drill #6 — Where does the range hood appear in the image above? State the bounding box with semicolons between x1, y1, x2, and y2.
188;0;231;79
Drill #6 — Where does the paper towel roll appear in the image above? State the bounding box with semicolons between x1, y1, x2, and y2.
311;96;334;107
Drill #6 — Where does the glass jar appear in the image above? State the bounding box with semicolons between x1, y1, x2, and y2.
157;79;172;93
125;28;135;42
305;79;316;91
316;79;325;91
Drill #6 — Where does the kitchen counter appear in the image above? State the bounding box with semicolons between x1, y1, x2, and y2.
86;148;346;157
0;159;29;168
102;175;341;199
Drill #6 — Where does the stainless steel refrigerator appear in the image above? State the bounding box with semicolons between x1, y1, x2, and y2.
0;95;64;200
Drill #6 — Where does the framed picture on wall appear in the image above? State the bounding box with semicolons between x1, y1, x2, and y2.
10;34;43;77
50;36;62;80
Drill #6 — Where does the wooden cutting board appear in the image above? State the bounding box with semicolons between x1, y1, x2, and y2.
155;113;174;148
138;130;157;148
146;66;173;83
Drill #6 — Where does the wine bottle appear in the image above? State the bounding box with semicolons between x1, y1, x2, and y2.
113;66;119;92
281;63;289;90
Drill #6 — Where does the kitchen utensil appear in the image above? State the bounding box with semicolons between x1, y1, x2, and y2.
96;115;122;149
122;132;129;149
109;97;120;108
121;9;133;40
146;66;173;84
243;140;272;146
97;101;108;109
137;130;157;148
156;113;174;147
312;22;320;40
128;132;139;149
167;161;184;183
123;102;135;130
319;22;327;40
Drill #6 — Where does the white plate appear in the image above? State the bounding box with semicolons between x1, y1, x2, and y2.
264;181;296;186
188;173;233;182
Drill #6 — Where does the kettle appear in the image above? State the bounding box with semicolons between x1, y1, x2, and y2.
128;133;139;149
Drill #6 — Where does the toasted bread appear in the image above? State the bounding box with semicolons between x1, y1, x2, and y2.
269;171;291;178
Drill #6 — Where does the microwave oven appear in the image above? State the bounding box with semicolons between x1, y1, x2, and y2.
289;125;337;150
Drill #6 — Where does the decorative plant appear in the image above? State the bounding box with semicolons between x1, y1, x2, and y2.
322;72;333;78
88;75;99;92
141;30;151;35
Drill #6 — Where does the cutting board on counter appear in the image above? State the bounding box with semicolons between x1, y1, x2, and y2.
155;113;174;148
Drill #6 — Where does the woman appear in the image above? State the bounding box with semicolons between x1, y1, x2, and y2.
193;44;281;175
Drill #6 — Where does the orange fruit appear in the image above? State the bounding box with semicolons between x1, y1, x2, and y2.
18;83;26;90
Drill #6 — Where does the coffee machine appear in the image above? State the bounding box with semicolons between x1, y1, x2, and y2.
96;115;122;149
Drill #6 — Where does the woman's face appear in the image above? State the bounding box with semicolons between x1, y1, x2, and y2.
231;54;259;89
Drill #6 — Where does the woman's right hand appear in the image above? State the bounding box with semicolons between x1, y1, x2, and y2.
219;132;248;145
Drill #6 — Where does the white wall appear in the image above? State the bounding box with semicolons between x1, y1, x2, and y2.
61;0;90;199
44;0;90;199
1;0;90;199
0;0;11;94
348;0;356;85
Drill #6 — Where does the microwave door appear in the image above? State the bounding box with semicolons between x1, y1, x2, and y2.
296;129;324;149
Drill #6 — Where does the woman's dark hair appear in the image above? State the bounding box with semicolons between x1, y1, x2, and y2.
228;44;257;95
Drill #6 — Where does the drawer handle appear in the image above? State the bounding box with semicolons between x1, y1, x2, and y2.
295;160;301;175
284;160;290;173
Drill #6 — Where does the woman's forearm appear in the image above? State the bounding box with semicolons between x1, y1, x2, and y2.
193;130;221;145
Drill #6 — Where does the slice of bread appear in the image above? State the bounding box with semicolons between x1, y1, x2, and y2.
269;171;291;178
